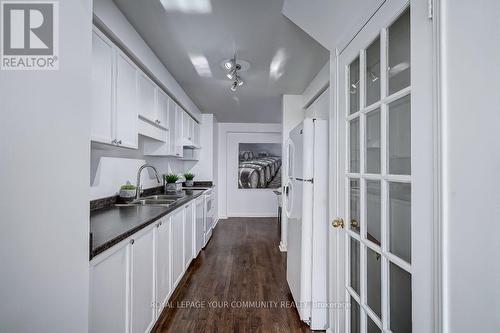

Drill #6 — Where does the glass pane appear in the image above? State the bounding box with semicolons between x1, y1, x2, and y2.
366;37;381;105
350;296;361;333
367;316;381;333
389;182;411;263
367;247;381;318
349;57;360;114
388;95;411;175
350;179;360;234
366;180;381;245
388;8;411;95
366;109;381;173
349;119;360;173
350;238;360;294
390;263;412;333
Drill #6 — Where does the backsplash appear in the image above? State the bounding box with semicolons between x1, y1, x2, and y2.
90;138;185;200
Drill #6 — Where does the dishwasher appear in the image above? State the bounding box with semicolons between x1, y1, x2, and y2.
204;189;215;247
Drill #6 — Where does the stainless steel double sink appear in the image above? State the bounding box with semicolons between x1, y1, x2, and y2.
115;194;185;207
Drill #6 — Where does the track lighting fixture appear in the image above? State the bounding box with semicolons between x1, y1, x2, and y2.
230;81;238;92
222;55;247;92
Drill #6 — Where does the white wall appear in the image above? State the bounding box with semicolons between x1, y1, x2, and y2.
93;0;202;121
0;1;91;332
305;87;330;120
442;1;500;331
218;123;282;218
303;61;330;108
188;114;217;181
90;139;184;200
282;0;384;50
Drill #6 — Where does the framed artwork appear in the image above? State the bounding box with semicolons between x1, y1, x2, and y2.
238;143;282;189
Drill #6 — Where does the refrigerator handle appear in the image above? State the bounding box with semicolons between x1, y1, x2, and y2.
295;178;314;183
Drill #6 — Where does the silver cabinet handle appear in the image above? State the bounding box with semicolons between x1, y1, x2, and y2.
117;140;122;145
130;239;134;245
111;139;117;144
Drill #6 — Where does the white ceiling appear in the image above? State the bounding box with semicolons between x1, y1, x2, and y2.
113;0;329;123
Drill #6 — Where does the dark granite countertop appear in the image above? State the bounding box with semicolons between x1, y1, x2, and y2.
90;189;209;260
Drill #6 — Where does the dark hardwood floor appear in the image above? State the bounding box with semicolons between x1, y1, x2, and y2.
153;217;314;333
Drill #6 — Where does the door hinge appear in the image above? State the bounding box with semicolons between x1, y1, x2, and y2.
428;0;433;20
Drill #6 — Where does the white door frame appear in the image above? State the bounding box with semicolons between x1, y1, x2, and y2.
328;0;441;332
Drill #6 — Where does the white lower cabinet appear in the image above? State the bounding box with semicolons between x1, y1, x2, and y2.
90;242;129;333
195;197;205;256
184;203;194;268
130;227;156;333
155;217;171;317
90;199;205;333
171;209;184;288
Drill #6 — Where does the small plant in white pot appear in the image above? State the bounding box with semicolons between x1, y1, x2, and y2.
164;174;180;193
119;183;137;201
184;173;195;187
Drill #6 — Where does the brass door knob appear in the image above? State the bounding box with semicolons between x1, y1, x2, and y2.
332;218;345;229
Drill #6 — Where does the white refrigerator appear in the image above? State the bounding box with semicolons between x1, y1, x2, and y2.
284;118;328;330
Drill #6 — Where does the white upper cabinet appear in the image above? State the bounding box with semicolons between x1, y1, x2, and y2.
115;51;139;149
91;28;139;149
193;121;200;147
91;27;201;154
175;105;184;157
137;73;157;124
182;111;190;143
156;88;169;129
91;29;114;145
168;98;177;155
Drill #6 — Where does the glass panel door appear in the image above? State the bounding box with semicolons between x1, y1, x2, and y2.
340;6;412;333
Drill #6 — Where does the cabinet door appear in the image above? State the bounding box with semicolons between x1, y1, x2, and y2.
90;243;129;333
168;98;176;155
171;209;184;287
184;204;194;268
131;227;155;333
195;199;204;255
91;29;114;145
193;122;200;147
189;118;195;143
175;106;184;157
155;217;171;316
138;73;157;124
115;51;138;149
156;88;169;129
182;111;190;142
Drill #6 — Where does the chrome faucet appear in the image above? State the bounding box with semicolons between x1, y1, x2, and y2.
136;164;161;199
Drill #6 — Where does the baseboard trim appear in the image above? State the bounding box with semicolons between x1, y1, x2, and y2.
227;213;278;218
279;242;287;252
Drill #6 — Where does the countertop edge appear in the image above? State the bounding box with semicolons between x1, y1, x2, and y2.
90;190;208;261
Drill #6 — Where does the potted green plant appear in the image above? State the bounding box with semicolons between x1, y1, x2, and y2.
164;173;180;192
184;173;195;187
119;182;137;198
